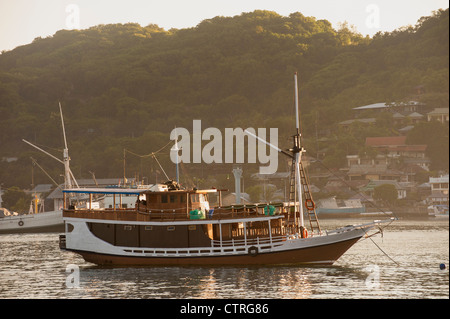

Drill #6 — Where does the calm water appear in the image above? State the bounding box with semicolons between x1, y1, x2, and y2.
0;218;448;299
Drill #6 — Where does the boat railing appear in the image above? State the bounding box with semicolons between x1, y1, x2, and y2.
212;235;287;248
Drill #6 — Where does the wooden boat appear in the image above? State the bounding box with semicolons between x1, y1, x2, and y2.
59;74;393;266
59;184;391;266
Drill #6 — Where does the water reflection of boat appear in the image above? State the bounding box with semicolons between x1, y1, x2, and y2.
59;74;394;266
428;205;449;219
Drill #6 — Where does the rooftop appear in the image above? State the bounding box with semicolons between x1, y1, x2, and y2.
353;102;390;111
428;108;449;115
366;136;407;146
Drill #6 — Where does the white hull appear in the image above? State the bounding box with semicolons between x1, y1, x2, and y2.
0;210;64;234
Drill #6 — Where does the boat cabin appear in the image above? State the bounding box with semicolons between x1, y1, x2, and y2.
62;187;290;251
63;187;215;220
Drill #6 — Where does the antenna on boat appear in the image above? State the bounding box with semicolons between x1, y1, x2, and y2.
59;101;72;189
172;127;180;184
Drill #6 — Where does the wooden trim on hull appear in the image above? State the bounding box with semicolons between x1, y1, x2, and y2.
70;237;361;266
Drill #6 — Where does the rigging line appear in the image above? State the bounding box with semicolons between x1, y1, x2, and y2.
314;158;399;220
30;157;60;188
152;153;170;181
364;230;400;266
124;140;173;158
31;142;63;155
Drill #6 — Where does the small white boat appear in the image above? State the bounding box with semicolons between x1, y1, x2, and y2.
0;209;63;234
0;103;75;234
428;205;449;219
315;197;365;216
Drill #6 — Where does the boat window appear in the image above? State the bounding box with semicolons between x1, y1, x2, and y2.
180;195;186;203
170;195;177;203
191;194;199;203
161;194;168;203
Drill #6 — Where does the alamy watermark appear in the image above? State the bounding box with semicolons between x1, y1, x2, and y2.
364;264;380;289
366;4;381;29
170;120;279;174
65;4;80;29
65;264;80;288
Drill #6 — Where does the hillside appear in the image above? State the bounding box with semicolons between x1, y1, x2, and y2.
0;9;448;189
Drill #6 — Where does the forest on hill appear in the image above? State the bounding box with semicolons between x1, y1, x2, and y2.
0;9;448;190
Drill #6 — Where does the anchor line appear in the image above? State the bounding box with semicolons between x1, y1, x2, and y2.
368;235;399;266
359;221;400;266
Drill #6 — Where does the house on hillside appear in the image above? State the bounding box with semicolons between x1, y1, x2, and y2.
352;101;428;128
338;118;376;130
392;101;428;113
427;174;449;205
353;102;391;114
407;112;424;124
427;108;449;123
365;136;428;161
347;164;402;181
345;135;430;183
361;180;407;200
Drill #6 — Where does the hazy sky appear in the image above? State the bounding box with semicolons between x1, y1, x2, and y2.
0;0;448;52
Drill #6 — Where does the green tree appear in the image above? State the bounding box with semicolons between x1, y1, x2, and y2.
246;185;263;202
2;187;32;214
373;184;398;206
407;121;449;170
0;9;448;187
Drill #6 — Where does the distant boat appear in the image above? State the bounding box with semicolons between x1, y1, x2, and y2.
315;197;365;217
0;199;63;234
428;205;449;219
0;103;75;234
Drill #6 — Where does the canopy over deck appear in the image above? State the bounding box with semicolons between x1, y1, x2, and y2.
63;188;142;195
62;187;219;195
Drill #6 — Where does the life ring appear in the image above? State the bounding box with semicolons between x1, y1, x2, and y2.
248;246;258;257
300;226;308;238
18;220;24;227
305;199;315;211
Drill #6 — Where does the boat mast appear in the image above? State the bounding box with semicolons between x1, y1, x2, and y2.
292;73;305;229
243;73;305;229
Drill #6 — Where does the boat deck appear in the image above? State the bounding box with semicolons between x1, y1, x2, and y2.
63;205;291;223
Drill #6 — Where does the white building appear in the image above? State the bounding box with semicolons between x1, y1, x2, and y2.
427;174;449;205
